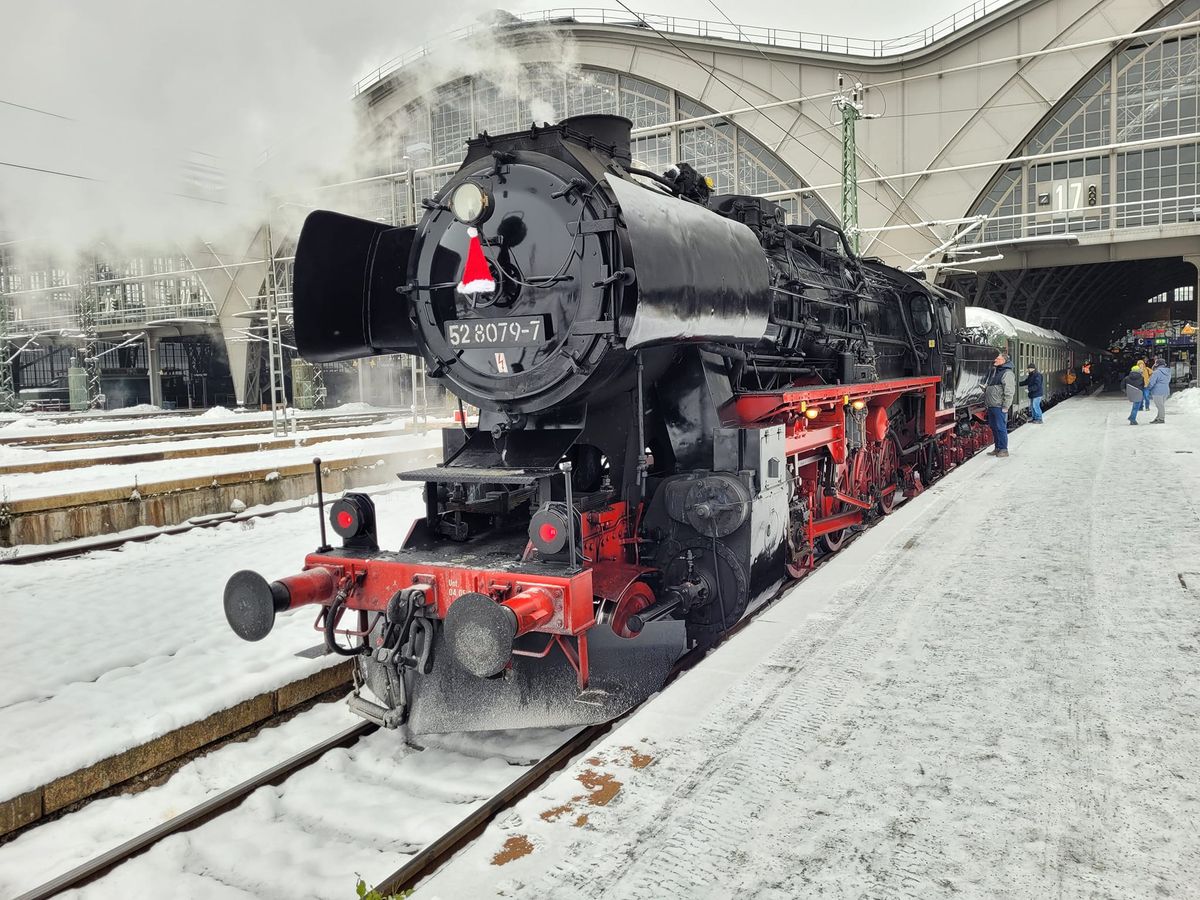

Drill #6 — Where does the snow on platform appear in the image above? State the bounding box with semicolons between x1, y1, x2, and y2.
418;390;1200;900
0;403;406;439
0;426;444;502
0;485;427;804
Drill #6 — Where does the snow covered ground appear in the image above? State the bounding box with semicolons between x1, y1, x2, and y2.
0;420;418;469
0;698;570;899
0;484;428;803
0;403;416;438
0;705;571;900
417;389;1200;900
0;430;442;501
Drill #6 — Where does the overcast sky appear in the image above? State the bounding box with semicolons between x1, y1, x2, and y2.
0;0;971;249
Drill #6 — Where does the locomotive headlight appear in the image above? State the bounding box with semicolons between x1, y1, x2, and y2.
804;407;820;420
449;181;491;226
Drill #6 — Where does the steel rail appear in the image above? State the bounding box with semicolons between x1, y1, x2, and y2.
374;723;611;896
14;721;377;900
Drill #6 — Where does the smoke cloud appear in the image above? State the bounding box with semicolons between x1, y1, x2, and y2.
0;0;500;254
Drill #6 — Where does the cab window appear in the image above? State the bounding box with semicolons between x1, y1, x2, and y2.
909;294;934;334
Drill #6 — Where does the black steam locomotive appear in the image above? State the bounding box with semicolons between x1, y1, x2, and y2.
223;115;996;733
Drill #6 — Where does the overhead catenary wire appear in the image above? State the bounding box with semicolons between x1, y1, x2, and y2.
610;0;935;237
0;97;75;121
0;158;236;208
609;0;809;165
700;0;912;222
623;16;1200;135
0;160;97;182
7;12;1197;274
278;17;1200;207
297;10;1200;238
761;127;1200;197
615;10;1200;242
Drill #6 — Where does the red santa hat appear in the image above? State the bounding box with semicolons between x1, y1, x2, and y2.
457;227;495;295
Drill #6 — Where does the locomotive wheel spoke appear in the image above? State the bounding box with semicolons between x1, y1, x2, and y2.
818;462;853;554
876;434;901;515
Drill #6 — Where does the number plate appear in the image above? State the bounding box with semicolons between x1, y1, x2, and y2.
444;316;546;348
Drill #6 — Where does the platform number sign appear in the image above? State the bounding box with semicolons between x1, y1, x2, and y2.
1037;179;1101;220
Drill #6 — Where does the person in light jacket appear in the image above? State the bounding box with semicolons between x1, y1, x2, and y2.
1019;363;1044;423
1147;357;1171;423
1123;367;1144;425
984;352;1016;457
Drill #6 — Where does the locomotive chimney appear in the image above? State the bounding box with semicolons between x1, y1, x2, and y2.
560;114;632;165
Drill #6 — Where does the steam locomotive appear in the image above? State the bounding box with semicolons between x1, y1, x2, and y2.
223;115;1000;733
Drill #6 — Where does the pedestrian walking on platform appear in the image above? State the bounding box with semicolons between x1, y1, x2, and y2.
985;351;1016;457
1135;359;1152;410
1123;367;1144;424
1080;360;1093;393
1020;363;1044;423
1148;357;1171;423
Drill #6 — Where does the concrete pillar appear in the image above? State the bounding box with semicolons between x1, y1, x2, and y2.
218;320;252;406
147;335;163;408
186;223;269;408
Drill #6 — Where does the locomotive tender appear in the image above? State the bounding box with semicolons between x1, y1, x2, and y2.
224;114;1005;733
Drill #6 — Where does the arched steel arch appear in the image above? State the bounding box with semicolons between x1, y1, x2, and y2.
361;0;1181;267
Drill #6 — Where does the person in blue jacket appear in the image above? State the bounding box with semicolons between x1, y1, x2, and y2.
1019;363;1044;423
1147;357;1171;423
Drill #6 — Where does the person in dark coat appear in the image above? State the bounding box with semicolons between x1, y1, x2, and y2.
1123;367;1144;424
1019;363;1044;423
984;352;1016;457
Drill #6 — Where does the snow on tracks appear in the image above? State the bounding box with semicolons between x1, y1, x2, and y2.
0;700;569;900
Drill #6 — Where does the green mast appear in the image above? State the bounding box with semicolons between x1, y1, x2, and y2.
834;75;866;255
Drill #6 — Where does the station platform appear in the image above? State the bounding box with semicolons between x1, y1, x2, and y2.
417;389;1200;899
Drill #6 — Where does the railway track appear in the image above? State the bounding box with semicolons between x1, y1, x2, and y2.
10;510;875;900
13;721;377;900
0;411;407;449
0;425;416;478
